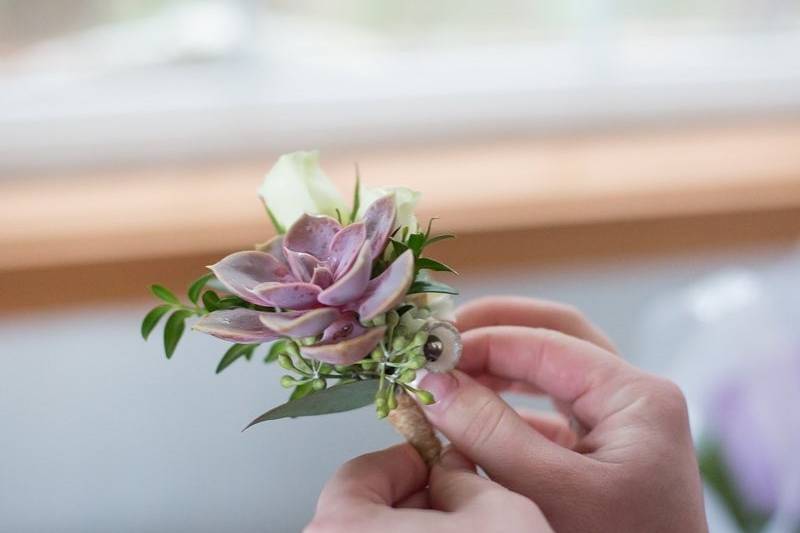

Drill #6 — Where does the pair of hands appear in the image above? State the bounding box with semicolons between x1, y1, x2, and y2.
306;297;708;533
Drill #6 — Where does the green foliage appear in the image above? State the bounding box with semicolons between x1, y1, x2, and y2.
150;284;179;305
263;202;286;235
408;279;458;295
349;166;361;223
140;304;171;340
163;309;192;359
187;273;214;304
244;379;380;429
216;343;257;374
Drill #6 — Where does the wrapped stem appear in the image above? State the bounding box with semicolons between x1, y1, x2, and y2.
387;389;442;466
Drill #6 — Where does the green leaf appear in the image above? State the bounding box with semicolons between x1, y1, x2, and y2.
423;217;439;239
187;273;214;304
216;343;257;374
201;290;220;312
217;295;249;309
140;304;171;340
289;381;314;401
425;234;455;247
262;201;286;235
408;280;459;295
150;284;180;305
407;233;426;256
163;310;192;359
349;166;361;223
244;379;380;429
416;257;458;274
264;339;290;363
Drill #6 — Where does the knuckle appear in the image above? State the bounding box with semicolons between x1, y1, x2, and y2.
460;395;509;451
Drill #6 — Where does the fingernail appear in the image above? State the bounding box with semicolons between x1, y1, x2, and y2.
437;447;472;471
418;371;458;412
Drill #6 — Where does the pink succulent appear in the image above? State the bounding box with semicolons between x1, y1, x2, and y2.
193;194;415;365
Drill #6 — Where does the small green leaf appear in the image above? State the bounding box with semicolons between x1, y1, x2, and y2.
201;290;220;311
141;304;171;340
408;280;459;295
150;284;180;305
217;295;249;309
289;381;314;401
349;166;361;223
265;339;290;363
424;234;455;247
416;257;457;274
244;379;380;429
187;273;214;304
216;343;257;374
262;200;286;235
163;310;192;359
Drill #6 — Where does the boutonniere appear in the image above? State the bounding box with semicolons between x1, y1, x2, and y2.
141;151;460;463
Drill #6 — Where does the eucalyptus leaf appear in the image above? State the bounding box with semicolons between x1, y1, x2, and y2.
141;304;171;340
216;343;257;374
244;379;379;429
163;310;192;359
188;273;214;304
151;284;180;305
416;257;457;274
408;280;459;295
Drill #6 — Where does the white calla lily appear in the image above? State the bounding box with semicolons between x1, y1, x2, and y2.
258;151;348;232
359;185;421;234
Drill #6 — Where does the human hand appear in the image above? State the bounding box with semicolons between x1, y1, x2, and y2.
416;296;707;533
305;444;553;533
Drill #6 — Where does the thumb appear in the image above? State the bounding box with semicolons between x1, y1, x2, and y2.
428;447;499;512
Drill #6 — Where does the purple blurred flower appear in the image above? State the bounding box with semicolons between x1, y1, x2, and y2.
192;194;415;365
709;350;800;519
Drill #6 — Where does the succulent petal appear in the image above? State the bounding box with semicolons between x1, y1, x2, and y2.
253;282;321;310
317;242;372;306
356;250;415;321
284;213;341;259
361;193;396;260
193;308;280;343
285;250;321;283
328;221;367;277
300;326;387;365
258;308;340;337
319;311;367;344
209;251;292;304
310;266;334;289
255;235;288;266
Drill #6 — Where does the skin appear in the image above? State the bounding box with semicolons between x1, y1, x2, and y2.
307;296;708;533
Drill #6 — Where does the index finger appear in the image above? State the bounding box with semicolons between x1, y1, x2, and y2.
316;444;428;510
456;296;617;353
459;326;643;428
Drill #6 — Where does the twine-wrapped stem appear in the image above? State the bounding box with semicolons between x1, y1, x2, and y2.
387;389;442;466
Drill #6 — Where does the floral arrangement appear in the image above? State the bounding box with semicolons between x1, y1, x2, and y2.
140;151;460;463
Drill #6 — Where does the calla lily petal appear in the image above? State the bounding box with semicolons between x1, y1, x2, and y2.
329;221;367;277
259;308;340;337
257;150;348;230
284;213;341;259
253;282;321;310
193;309;280;343
317;242;372;306
301;326;387;365
356;250;415;321
209;251;292;304
361;194;396;260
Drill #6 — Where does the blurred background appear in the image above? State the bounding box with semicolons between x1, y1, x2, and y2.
2;1;800;531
